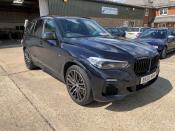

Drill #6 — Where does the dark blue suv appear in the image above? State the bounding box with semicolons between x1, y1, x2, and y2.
135;28;175;59
22;16;160;106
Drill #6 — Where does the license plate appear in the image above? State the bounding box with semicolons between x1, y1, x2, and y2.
140;72;157;84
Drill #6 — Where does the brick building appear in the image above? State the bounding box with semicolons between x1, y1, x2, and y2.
143;0;175;28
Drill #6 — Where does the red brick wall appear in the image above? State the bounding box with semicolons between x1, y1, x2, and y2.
156;7;175;16
168;7;175;15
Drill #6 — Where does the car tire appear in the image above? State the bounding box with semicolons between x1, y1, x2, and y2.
161;47;167;59
65;65;94;106
24;48;37;70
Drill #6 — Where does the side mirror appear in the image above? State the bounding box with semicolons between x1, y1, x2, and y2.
168;35;175;43
42;32;57;40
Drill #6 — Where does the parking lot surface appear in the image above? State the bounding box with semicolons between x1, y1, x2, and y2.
0;46;175;131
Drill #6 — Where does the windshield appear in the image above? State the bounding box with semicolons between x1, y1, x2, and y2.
128;28;140;32
139;29;168;39
57;18;110;38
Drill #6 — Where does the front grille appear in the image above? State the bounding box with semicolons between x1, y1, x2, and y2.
134;56;159;76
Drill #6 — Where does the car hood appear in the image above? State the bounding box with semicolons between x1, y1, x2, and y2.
63;37;158;59
136;38;166;46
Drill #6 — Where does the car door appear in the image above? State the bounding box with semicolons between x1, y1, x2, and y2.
24;20;38;59
31;19;45;63
170;30;175;50
167;30;175;51
39;19;61;74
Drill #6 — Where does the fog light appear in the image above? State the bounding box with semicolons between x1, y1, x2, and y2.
106;79;118;82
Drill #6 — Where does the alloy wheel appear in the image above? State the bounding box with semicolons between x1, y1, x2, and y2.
24;49;31;64
66;70;87;102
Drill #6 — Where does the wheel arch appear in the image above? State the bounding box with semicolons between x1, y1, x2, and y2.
63;60;89;81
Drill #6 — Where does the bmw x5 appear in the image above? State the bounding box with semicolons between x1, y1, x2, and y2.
22;17;160;106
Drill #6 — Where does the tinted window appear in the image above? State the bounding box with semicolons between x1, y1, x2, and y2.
34;19;44;37
140;29;168;39
107;28;119;34
170;29;175;36
25;21;35;35
128;28;140;32
44;20;56;33
57;18;110;38
140;28;149;32
120;27;128;32
111;28;120;33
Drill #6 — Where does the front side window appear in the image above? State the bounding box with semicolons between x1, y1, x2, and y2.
44;20;56;33
160;8;168;15
57;18;110;38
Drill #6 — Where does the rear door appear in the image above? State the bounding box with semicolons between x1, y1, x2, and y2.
23;20;37;59
32;19;45;63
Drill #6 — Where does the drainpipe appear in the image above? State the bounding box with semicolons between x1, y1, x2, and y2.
39;0;49;16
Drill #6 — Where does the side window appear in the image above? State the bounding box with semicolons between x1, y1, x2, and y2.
171;30;175;36
34;19;44;37
25;21;35;35
44;20;56;33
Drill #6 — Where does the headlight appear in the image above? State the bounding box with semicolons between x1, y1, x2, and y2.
153;46;159;49
87;57;129;69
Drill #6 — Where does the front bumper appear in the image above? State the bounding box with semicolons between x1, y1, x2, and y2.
88;66;159;102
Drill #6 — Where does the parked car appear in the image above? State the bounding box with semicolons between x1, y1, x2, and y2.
126;27;150;39
22;16;160;106
135;28;175;59
106;27;125;37
119;27;128;32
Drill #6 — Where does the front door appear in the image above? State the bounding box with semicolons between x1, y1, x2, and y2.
40;19;61;74
167;29;175;51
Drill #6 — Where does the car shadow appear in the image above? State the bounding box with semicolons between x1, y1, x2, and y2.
88;77;172;111
166;51;175;59
0;40;21;49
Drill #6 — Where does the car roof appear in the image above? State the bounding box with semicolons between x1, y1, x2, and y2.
128;27;149;28
41;16;91;20
149;28;171;30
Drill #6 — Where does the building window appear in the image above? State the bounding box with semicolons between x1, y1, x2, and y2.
160;8;168;15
